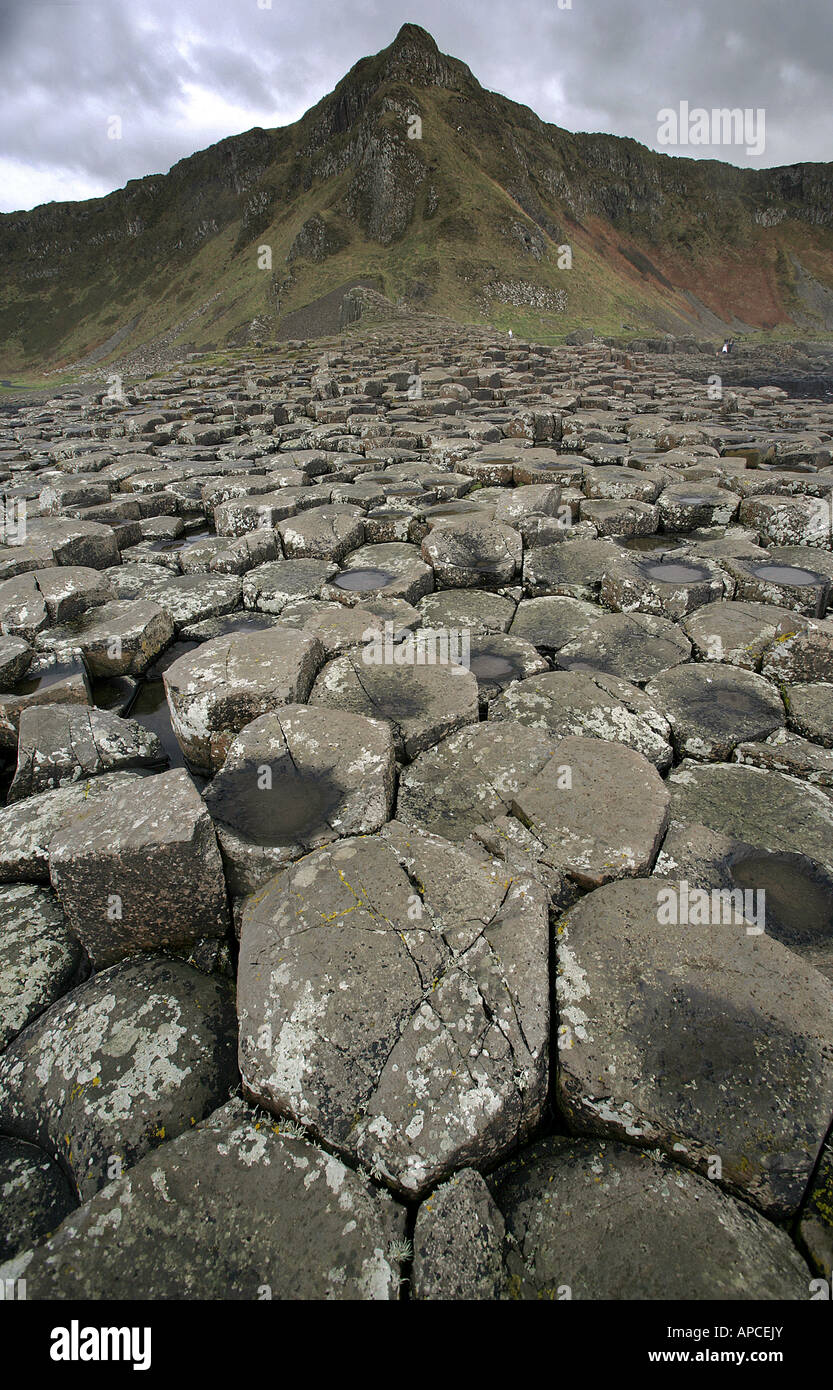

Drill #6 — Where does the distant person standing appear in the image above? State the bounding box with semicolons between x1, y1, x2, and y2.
508;329;513;340
721;339;730;355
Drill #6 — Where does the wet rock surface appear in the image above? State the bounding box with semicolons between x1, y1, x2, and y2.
0;1136;77;1262
203;703;395;893
0;955;238;1200
0;1098;405;1299
1;324;832;1299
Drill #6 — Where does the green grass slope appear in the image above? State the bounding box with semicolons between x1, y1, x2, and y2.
1;23;832;375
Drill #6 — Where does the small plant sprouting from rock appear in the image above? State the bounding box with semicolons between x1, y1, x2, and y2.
275;1118;307;1140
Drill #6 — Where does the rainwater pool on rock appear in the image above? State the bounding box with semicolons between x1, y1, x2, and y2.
332;567;395;592
203;762;345;847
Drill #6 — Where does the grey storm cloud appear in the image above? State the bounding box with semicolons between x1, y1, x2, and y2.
0;0;831;212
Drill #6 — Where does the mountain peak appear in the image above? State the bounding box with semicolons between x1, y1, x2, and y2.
3;22;833;374
376;22;471;90
391;23;439;52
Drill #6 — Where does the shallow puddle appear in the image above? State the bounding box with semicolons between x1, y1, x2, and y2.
642;560;712;584
125;681;206;789
758;461;816;473
195;613;279;639
177;525;213;544
142;527;214;554
468;557;506;574
386;484;423;499
470;652;516;681
332;567;394;592
730;851;833;947
141;538;186;553
424;502;481;519
747;563;824;587
667;493;716;507
203;761;344;846
91;676;136;715
143;641;201;680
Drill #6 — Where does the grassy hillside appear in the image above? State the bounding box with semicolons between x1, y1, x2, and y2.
2;23;832;376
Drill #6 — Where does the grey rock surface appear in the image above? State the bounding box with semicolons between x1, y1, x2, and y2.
397;720;557;840
0;1098;405;1299
164;627;324;772
667;760;833;874
0;955;238;1200
3;312;833;1301
491;1138;811;1299
491;668;673;770
0;771;145;882
556;608;692;684
238;823;549;1196
9;702;165;800
309;648;479;758
786;681;833;747
510;735;670;887
203;704;395;894
422;519;522;589
39;598;174;676
645;662;785;760
0;634;33;687
0;884;86;1051
0;1136;77;1262
48;768;229;967
412;1168;507;1300
554;879;833;1216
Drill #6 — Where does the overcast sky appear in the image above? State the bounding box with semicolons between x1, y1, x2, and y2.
1;0;830;214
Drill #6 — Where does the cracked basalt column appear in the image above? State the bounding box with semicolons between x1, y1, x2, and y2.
237;823;549;1196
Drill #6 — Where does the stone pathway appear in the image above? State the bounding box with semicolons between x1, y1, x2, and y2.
1;324;832;1298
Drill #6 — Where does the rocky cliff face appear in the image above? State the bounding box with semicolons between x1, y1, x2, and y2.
2;23;832;374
